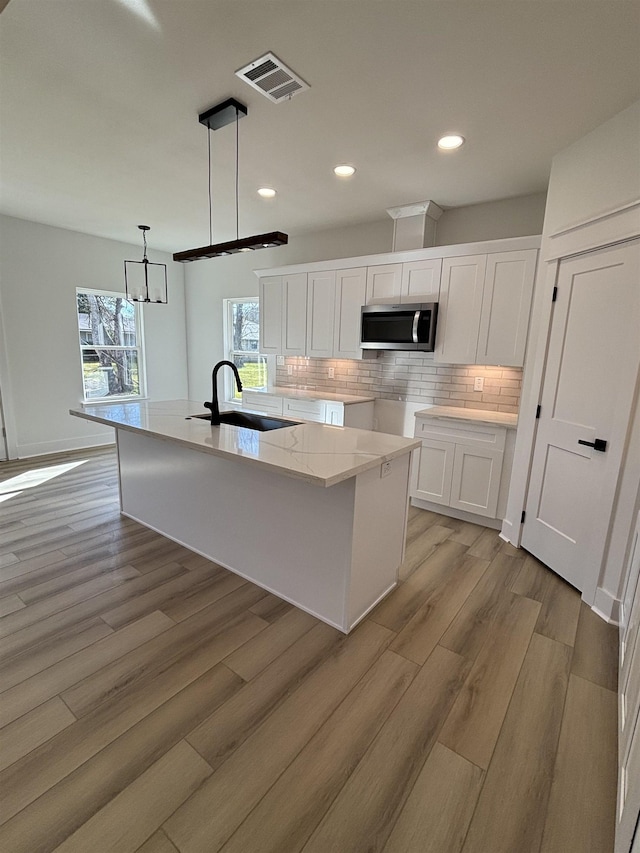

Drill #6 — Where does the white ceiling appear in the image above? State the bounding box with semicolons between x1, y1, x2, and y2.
1;0;639;255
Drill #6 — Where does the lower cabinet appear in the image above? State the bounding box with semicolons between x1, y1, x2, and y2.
412;416;507;519
242;391;374;429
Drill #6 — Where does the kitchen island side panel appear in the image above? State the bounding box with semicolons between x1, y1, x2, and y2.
349;453;412;627
116;429;357;630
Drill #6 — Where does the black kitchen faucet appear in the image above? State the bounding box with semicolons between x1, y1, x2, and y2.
204;361;243;425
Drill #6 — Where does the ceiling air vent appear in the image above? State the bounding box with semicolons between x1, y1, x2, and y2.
235;52;309;103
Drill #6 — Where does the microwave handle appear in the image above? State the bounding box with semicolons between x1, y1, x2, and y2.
412;310;420;344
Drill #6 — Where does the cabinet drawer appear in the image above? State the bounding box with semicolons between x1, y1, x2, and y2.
415;417;506;452
242;392;283;416
283;398;326;422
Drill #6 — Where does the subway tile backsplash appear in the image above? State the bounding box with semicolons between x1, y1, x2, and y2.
276;354;522;413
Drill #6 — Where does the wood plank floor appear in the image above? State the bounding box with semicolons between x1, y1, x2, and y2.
0;446;619;853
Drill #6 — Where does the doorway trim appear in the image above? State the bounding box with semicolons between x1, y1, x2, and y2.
501;200;640;618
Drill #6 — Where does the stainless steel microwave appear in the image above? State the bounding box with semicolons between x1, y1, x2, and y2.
360;302;438;351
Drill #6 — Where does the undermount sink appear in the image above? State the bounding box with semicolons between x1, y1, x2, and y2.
188;411;302;432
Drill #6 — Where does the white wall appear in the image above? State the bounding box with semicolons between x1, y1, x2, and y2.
543;100;640;235
503;99;640;618
0;216;188;457
184;219;393;401
436;193;547;246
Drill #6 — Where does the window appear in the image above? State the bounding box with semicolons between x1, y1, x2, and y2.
76;289;146;401
223;298;268;400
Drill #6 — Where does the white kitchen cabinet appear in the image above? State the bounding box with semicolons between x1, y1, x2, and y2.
259;276;283;355
334;267;368;359
412;415;507;519
435;250;537;366
366;264;403;304
449;445;504;517
435;254;487;364
401;258;442;302
413;438;455;505
306;270;336;358
242;390;284;416
476;250;537;366
258;273;307;356
242;391;374;429
283;397;326;423
282;273;308;356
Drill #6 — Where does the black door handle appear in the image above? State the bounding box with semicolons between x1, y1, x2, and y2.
578;438;607;452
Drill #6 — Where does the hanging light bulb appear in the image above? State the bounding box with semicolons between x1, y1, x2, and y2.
124;225;168;303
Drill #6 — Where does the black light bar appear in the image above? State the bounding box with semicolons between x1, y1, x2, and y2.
173;231;288;263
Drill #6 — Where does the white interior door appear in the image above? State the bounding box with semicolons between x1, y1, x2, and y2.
522;240;640;593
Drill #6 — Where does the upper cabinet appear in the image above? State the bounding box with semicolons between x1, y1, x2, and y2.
476;250;537;366
259;273;307;356
401;258;442;302
260;266;370;360
435;249;537;366
366;264;403;303
435;255;487;364
282;273;308;356
259;276;284;355
334;267;368;359
365;259;443;304
257;237;539;364
307;270;336;358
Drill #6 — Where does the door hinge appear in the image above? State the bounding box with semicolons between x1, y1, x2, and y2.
552;286;558;302
535;404;541;419
521;510;526;524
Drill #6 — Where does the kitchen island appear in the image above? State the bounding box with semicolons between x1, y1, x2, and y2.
70;399;420;632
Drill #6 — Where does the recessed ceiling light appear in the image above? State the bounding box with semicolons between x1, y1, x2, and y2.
437;134;465;150
257;187;277;198
334;164;356;177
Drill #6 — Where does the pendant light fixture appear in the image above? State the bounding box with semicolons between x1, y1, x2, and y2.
173;98;288;263
124;225;168;303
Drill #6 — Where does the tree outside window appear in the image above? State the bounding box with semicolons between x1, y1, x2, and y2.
76;289;146;401
224;298;268;400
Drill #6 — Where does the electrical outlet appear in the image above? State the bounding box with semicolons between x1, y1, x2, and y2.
473;376;484;392
328;367;335;379
276;356;285;366
287;365;293;375
381;461;392;478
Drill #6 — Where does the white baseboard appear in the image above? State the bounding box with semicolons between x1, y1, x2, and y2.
410;497;501;530
14;432;115;459
591;586;621;625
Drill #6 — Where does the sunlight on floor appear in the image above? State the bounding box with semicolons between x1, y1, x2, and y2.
0;459;87;498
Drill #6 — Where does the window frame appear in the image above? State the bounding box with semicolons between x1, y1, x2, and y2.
222;297;269;404
76;287;147;404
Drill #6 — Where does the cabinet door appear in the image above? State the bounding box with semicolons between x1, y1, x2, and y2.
412;439;455;505
282;273;307;356
242;391;284;416
435;255;487;364
334;267;368;359
283;397;326;423
476;250;537;366
307;270;336;358
449;445;503;518
366;264;403;304
401;258;442;303
259;276;283;354
324;403;344;425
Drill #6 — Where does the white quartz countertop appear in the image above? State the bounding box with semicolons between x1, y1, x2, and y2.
414;405;518;429
248;387;376;405
70;399;419;487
